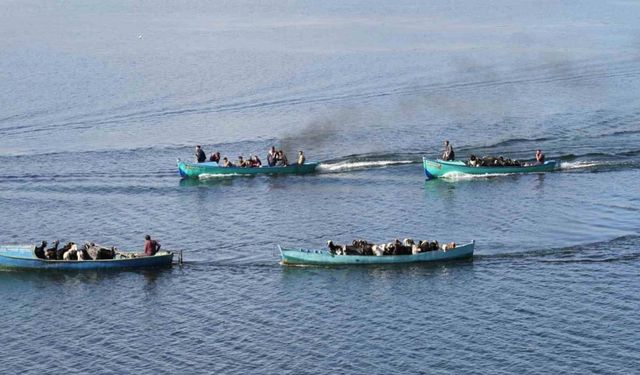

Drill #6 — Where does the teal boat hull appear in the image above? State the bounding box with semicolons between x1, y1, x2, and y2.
0;244;174;271
278;241;474;266
423;158;557;179
178;160;319;178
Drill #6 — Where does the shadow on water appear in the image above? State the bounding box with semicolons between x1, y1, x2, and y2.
278;257;475;283
179;177;237;188
0;266;175;286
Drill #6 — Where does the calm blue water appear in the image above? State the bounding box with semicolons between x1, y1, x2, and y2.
1;1;639;373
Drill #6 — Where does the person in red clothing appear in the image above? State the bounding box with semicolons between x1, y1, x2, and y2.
144;235;161;256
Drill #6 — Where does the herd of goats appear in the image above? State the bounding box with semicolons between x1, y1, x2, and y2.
33;240;121;261
327;239;457;256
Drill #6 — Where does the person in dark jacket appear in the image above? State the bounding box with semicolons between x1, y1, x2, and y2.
535;149;545;164
195;145;206;163
144;235;161;256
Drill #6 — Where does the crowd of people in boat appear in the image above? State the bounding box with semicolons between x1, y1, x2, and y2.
440;140;546;167
195;145;306;167
326;238;457;256
33;235;162;261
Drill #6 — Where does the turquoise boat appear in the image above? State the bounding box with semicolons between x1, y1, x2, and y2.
278;241;474;266
177;159;320;178
423;158;557;179
0;244;175;271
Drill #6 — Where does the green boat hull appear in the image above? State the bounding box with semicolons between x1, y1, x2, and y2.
423;158;557;179
279;241;474;266
178;160;319;178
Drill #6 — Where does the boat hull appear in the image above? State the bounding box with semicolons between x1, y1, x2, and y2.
279;241;474;266
423;158;557;179
0;245;174;270
178;160;319;178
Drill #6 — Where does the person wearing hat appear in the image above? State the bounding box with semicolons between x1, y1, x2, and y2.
144;235;161;256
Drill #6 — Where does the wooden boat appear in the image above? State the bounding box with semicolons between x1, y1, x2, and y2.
278;241;474;266
177;159;319;178
0;244;175;271
423;158;557;179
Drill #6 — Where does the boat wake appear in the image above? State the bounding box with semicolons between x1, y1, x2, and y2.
439;172;519;180
317;160;414;173
558;160;604;171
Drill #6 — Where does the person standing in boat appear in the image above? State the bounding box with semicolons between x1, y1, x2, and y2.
267;146;277;166
535;149;545;164
144;235;161;256
442;140;455;161
195;145;206;163
297;151;306;165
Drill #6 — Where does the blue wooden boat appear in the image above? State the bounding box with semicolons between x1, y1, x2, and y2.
423;158;557;179
278;241;474;266
0;244;175;271
178;159;319;178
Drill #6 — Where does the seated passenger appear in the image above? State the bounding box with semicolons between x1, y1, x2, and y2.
297;151;305;165
237;156;248;167
222;157;234;167
209;151;221;163
144;235;161;256
468;155;478;167
442;140;455;161
535;149;545;165
276;150;288;166
267;146;277;167
249;155;262;167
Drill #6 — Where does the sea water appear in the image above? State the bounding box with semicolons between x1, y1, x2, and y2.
1;1;639;373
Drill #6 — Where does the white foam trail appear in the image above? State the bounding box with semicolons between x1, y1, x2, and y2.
559;161;600;170
198;173;248;179
317;160;414;173
440;172;512;180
